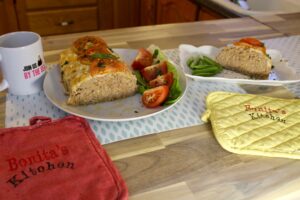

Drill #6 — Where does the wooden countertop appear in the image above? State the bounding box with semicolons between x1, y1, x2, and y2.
1;15;300;199
42;17;285;64
252;13;300;36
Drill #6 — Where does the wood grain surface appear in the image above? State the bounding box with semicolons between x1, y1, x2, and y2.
253;13;300;36
109;124;300;200
42;17;284;64
1;14;300;199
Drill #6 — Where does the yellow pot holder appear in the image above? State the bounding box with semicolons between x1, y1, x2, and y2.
202;91;300;159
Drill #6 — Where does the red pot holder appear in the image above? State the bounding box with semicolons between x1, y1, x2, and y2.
0;116;128;200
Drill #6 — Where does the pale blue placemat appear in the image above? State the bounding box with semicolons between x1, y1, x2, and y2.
5;80;245;144
5;36;300;144
263;36;300;95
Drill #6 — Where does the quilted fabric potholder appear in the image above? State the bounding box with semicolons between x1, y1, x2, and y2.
0;116;128;200
202;91;300;159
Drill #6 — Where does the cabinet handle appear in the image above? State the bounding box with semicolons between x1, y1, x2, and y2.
59;20;74;27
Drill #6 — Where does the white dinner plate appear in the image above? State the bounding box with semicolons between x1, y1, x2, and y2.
43;49;187;122
179;44;300;85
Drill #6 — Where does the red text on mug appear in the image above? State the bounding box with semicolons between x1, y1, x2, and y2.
23;55;46;80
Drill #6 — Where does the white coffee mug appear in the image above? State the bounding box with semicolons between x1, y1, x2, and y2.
0;31;46;95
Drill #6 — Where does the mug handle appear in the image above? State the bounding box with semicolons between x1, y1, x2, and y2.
0;54;9;91
0;79;8;92
0;79;9;91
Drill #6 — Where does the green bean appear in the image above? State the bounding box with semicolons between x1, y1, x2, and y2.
189;64;212;70
190;59;199;68
186;55;223;77
202;56;221;66
192;72;216;76
187;57;194;66
193;67;220;73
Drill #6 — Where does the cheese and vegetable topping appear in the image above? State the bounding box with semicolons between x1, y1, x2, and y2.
60;36;137;105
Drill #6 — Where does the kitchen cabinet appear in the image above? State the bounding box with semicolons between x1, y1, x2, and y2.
0;0;18;35
15;0;99;35
0;0;228;36
0;0;8;34
112;0;140;28
156;0;198;24
195;0;238;20
13;0;140;36
140;0;226;26
140;0;156;25
22;7;98;36
140;0;201;25
198;5;226;20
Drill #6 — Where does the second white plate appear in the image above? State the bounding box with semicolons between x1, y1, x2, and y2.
179;44;300;85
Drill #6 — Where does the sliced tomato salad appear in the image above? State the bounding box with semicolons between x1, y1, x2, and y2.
132;47;181;108
142;86;169;108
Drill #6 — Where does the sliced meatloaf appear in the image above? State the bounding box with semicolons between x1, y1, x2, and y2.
60;36;137;105
216;43;272;79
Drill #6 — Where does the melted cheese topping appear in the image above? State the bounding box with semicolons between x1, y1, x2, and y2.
60;49;91;92
89;59;128;76
60;48;131;93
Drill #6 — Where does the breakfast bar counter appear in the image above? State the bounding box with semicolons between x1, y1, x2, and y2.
1;14;300;199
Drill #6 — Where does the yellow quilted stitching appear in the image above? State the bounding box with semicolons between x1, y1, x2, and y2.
242;121;300;150
222;102;299;140
231;109;300;148
215;98;293;121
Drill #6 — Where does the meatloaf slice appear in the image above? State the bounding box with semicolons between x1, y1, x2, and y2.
216;45;272;79
66;72;137;105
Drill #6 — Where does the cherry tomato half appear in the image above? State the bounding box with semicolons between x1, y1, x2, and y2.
149;72;173;88
131;48;153;70
234;38;266;54
142;86;169;108
239;38;264;47
141;61;168;82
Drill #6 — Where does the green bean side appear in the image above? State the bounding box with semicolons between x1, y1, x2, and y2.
187;56;223;77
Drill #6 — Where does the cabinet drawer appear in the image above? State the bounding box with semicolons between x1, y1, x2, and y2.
26;7;98;36
25;0;97;10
